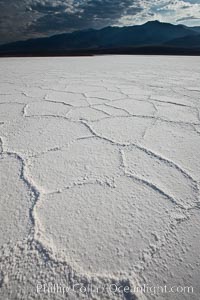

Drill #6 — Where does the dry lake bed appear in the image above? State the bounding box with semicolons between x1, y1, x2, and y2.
0;56;200;300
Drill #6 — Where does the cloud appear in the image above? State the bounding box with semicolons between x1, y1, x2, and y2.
29;0;79;14
163;0;200;25
28;0;143;34
177;16;200;22
0;0;43;44
120;0;200;26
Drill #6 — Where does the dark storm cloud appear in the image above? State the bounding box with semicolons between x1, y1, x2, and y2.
0;0;42;44
0;0;143;44
30;3;68;13
28;0;143;33
177;15;200;22
29;12;87;32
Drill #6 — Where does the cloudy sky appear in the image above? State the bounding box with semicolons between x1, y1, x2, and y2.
0;0;200;44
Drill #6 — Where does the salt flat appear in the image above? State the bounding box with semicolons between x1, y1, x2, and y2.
0;56;200;300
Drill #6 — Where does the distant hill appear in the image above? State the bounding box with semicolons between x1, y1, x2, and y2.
0;21;200;56
164;34;200;48
191;26;200;34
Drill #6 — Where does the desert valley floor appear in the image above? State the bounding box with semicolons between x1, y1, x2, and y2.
0;56;200;300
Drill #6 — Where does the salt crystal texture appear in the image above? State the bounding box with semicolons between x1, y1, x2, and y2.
0;56;200;300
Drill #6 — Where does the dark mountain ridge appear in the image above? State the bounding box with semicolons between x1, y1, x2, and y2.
0;21;200;56
164;34;200;48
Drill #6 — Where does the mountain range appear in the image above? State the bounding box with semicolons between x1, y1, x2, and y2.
0;21;200;56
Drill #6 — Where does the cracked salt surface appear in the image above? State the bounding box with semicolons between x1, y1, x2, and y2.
0;117;89;156
88;116;154;145
0;154;32;246
35;176;176;275
141;121;200;181
25;101;71;117
0;56;200;300
28;138;121;192
0;103;24;121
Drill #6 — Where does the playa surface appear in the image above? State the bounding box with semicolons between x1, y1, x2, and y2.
0;56;200;300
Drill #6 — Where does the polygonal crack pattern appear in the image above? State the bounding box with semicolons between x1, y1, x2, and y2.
0;56;200;300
